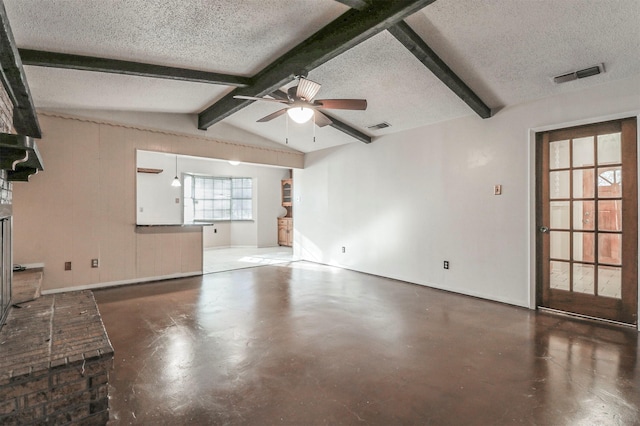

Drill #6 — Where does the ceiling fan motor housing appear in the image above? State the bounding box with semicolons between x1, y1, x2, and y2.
287;86;298;101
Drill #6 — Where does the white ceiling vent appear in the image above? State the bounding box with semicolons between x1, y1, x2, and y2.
553;63;605;84
367;122;391;130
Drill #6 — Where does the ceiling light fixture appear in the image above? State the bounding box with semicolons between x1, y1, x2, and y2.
287;107;314;124
171;155;181;187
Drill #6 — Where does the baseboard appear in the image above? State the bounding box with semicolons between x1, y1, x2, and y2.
41;271;202;295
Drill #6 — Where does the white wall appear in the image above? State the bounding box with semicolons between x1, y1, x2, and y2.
136;151;183;225
294;75;640;312
203;223;231;248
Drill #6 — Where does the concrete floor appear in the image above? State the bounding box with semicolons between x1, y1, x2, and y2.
94;262;640;425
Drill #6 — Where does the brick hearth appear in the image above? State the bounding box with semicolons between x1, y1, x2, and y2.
0;291;114;424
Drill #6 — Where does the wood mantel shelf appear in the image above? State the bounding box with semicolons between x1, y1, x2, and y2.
0;133;44;181
137;167;163;174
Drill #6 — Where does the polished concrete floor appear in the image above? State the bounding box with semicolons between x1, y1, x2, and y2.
94;262;640;425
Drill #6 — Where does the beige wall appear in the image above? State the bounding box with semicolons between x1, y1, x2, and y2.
12;113;303;292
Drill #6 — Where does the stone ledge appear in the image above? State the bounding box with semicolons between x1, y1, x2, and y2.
0;290;113;424
0;291;113;379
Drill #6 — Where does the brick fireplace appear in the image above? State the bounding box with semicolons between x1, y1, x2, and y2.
0;83;15;331
0;5;114;424
0;199;11;329
0;291;114;424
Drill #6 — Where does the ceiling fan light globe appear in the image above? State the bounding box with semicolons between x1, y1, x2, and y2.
287;107;314;124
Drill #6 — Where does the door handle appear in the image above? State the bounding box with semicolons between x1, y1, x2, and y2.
539;226;549;233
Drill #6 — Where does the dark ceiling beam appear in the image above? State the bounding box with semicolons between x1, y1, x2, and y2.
324;114;372;144
387;21;492;119
198;0;436;131
270;90;371;144
18;49;252;88
333;0;370;11
0;4;41;138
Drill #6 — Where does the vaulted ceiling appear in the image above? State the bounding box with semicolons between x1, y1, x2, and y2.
3;0;640;153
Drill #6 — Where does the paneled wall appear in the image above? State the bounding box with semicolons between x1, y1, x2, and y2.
12;113;303;292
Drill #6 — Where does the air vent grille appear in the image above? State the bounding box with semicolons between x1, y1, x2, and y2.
367;122;391;130
553;63;605;84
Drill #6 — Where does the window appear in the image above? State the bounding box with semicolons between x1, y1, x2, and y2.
183;175;252;222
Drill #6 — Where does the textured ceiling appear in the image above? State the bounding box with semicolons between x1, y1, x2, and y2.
408;0;640;107
4;0;640;154
7;0;348;76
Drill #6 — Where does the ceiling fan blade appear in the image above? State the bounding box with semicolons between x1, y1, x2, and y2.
314;99;367;110
257;108;288;122
296;77;322;102
313;110;333;127
234;95;287;103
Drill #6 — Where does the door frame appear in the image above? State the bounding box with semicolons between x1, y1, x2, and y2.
528;112;640;330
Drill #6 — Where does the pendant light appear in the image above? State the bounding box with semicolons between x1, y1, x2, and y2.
171;155;181;187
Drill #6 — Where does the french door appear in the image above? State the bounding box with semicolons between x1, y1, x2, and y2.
536;118;638;325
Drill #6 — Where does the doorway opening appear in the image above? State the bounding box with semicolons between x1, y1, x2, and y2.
203;246;295;274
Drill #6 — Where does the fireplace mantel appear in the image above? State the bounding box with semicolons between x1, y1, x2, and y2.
0;133;44;181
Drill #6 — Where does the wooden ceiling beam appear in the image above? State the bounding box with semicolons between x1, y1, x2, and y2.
270;90;371;144
198;0;436;131
387;21;492;119
0;4;41;138
18;49;252;88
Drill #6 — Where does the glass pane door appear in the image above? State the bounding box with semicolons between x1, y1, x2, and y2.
537;118;637;325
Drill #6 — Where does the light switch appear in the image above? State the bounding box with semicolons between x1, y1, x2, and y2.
494;184;502;195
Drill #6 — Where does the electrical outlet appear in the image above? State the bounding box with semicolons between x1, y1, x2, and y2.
214;228;217;233
91;259;99;268
64;261;72;271
342;246;346;253
175;198;180;204
444;261;449;270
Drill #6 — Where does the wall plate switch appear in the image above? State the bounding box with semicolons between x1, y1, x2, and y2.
342;246;346;253
175;198;180;204
91;259;99;268
494;184;502;195
444;261;449;269
65;261;72;271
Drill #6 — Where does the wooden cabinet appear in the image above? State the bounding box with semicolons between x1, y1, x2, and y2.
281;179;292;206
278;178;293;247
278;217;293;247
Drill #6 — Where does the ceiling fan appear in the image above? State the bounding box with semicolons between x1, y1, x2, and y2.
234;76;367;126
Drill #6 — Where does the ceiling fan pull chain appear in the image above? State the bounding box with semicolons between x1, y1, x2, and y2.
285;112;289;144
313;113;316;143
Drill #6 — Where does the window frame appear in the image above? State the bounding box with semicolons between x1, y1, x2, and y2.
183;174;253;223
